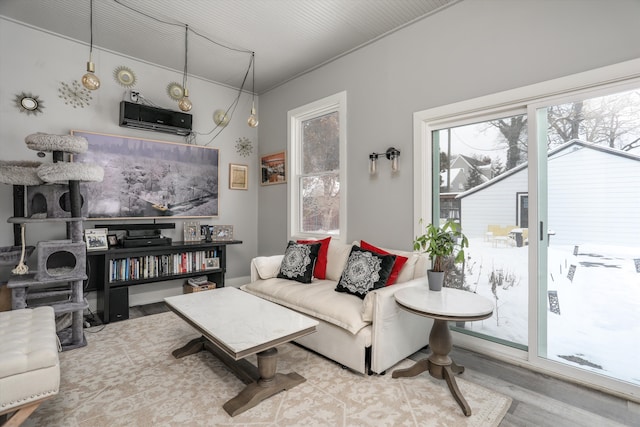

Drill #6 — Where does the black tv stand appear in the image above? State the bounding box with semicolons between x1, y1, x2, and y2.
86;239;242;323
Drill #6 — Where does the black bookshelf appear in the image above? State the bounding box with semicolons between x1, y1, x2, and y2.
86;240;242;323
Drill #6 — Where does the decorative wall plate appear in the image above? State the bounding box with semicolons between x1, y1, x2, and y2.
58;81;92;108
235;137;253;157
166;82;184;100
14;92;44;115
113;66;137;87
213;109;230;127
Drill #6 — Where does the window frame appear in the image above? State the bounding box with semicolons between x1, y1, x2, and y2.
413;58;640;401
287;91;347;240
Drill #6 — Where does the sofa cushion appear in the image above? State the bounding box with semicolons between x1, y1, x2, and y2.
325;240;353;281
253;256;282;279
360;240;409;285
297;236;331;279
396;253;419;283
335;246;396;299
242;279;370;335
278;241;321;283
365;246;420;283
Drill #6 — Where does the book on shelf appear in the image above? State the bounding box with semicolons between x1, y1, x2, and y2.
107;249;220;283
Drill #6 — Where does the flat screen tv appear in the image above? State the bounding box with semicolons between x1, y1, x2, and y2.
71;130;218;219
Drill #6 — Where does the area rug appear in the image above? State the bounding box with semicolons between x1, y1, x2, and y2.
24;312;511;426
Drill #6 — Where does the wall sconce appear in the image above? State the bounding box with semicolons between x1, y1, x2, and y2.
369;147;400;175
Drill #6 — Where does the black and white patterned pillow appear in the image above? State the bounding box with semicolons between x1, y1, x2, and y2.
277;241;321;283
335;246;396;299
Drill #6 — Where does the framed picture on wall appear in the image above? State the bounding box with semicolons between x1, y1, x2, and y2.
71;130;219;219
260;151;286;185
229;164;248;190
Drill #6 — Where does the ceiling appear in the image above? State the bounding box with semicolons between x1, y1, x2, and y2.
0;0;457;94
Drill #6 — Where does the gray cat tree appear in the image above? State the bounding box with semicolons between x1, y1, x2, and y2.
0;133;103;350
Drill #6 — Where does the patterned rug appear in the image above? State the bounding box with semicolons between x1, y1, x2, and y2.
25;311;511;426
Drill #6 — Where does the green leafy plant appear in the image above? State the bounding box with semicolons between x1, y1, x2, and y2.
413;219;469;272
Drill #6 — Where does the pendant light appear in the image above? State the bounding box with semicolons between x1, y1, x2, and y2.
247;52;258;127
81;0;100;90
178;24;192;112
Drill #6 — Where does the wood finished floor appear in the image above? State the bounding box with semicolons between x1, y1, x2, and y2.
129;302;638;426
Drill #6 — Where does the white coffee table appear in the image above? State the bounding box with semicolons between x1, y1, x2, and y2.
391;287;493;416
164;287;318;416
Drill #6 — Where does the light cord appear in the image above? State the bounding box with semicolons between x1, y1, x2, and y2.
182;24;188;90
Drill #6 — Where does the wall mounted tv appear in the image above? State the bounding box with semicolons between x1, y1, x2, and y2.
71;130;218;219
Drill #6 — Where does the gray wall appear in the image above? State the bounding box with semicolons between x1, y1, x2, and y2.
0;18;258;300
257;0;640;255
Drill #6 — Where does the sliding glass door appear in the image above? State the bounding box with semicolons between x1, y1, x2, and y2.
433;112;529;349
536;88;640;386
422;79;640;395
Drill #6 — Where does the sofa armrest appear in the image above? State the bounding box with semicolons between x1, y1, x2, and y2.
250;255;284;281
368;277;433;374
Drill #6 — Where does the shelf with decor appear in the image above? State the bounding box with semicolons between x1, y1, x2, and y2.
86;240;242;323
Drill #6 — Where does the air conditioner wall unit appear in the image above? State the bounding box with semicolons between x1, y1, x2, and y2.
119;101;192;136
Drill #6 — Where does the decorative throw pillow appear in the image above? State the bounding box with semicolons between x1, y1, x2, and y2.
335;246;396;299
297;236;331;279
360;240;409;286
277;241;321;283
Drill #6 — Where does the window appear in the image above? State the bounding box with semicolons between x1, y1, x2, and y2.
414;59;640;401
288;92;347;239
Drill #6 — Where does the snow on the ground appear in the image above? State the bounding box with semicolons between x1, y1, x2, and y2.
457;238;640;385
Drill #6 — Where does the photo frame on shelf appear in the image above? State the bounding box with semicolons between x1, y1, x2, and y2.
183;220;201;242
200;224;213;241
205;257;220;270
107;234;118;248
229;163;248;190
71;130;219;219
211;225;234;241
260;151;286;185
85;229;108;251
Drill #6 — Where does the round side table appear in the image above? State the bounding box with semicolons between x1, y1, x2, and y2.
392;286;493;416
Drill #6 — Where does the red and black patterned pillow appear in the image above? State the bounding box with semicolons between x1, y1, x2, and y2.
335;246;396;299
277;241;322;283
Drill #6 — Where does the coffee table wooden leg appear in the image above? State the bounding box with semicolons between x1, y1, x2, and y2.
443;365;472;416
223;347;306;417
171;336;206;358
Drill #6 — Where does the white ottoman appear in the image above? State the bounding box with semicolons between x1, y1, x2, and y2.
0;307;60;426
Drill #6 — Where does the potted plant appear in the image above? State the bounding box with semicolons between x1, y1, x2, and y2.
413;219;468;291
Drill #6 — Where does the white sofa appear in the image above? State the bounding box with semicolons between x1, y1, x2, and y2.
241;239;434;374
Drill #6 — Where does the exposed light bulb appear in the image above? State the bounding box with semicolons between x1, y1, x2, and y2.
178;89;192;112
391;155;399;172
369;154;378;175
82;61;100;90
247;104;259;128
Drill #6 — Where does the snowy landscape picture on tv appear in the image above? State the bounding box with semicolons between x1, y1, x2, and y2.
72;130;219;219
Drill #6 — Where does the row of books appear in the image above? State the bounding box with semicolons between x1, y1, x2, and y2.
108;250;219;283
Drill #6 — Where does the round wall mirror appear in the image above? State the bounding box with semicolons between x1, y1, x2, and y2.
21;97;38;110
14;92;44;115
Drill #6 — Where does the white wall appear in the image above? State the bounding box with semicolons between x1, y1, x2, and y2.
0;18;257;301
257;0;640;255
